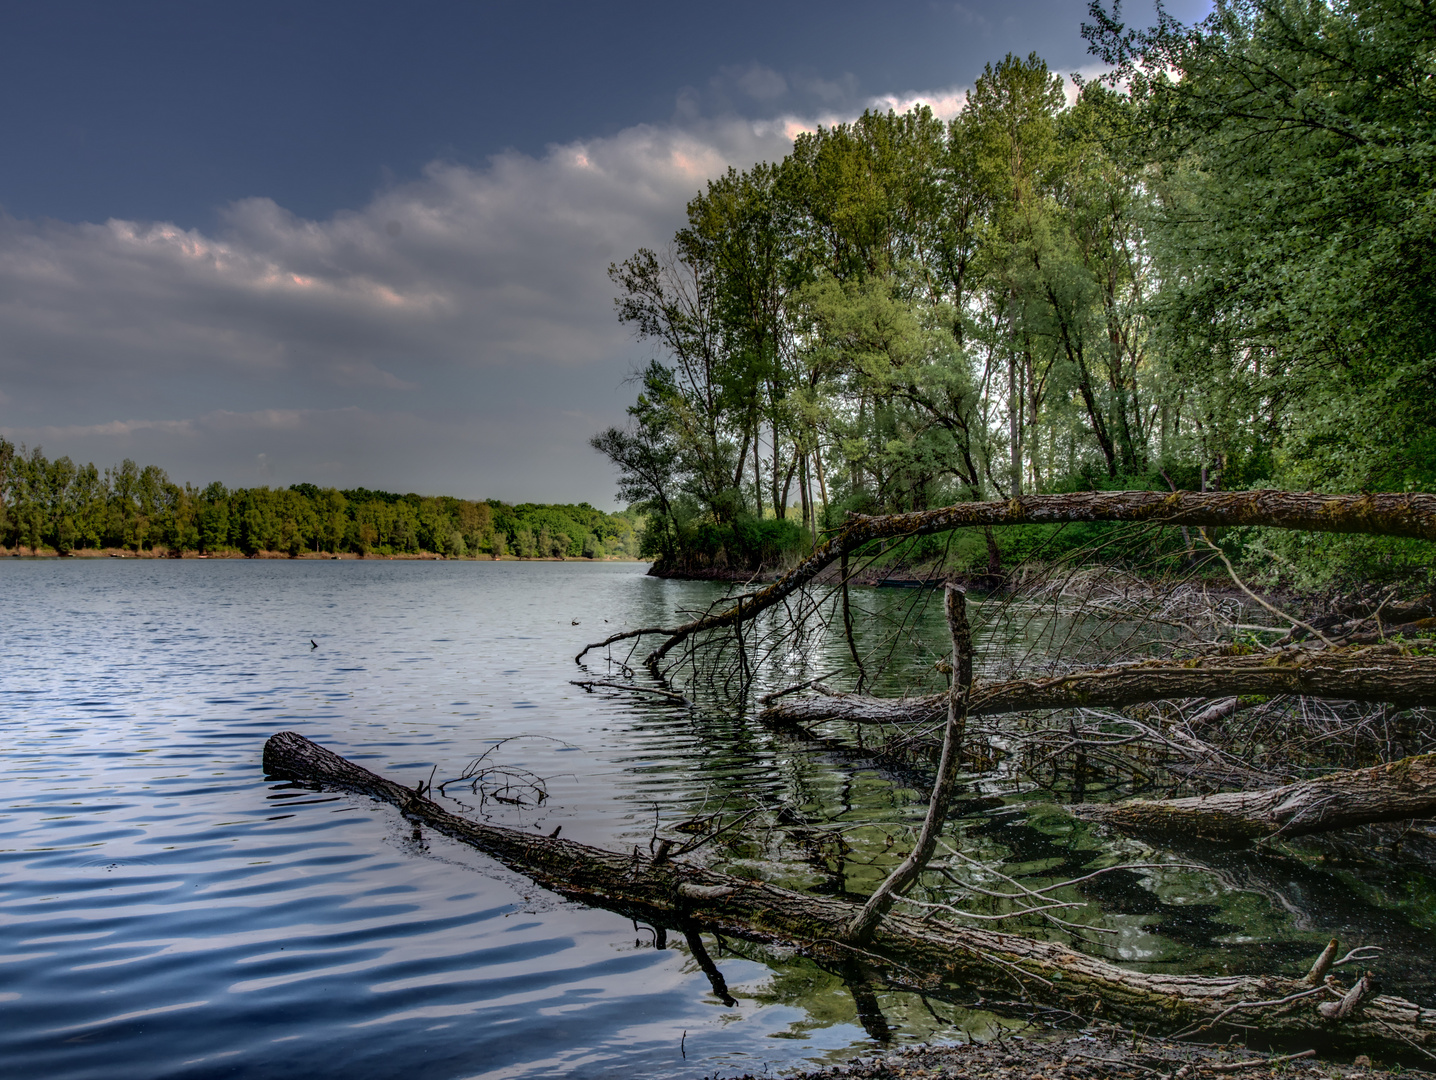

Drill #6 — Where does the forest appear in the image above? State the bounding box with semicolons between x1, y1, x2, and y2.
594;0;1436;588
0;439;642;560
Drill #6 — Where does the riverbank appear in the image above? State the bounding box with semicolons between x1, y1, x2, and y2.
713;1026;1426;1079
1;545;648;562
647;560;966;587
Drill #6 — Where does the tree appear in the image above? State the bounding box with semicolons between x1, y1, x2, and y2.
1085;0;1436;491
591;387;681;561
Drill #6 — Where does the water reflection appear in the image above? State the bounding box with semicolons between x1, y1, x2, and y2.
0;559;1431;1080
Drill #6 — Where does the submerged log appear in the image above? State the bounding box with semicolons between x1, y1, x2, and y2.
262;730;1436;1054
761;647;1436;728
1070;752;1436;842
576;490;1436;666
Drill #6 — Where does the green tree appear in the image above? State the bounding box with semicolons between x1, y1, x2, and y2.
1086;0;1436;491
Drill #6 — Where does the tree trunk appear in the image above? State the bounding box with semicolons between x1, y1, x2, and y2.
760;646;1436;728
261;731;1436;1055
1069;752;1436;842
576;490;1436;666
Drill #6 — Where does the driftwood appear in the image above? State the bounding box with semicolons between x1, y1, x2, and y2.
760;646;1436;728
261;730;1436;1054
576;490;1436;666
1070;752;1436;842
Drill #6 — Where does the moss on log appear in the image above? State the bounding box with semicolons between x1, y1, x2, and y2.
577;491;1436;666
761;647;1436;730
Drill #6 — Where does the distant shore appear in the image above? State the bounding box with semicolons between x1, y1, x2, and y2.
1;545;648;563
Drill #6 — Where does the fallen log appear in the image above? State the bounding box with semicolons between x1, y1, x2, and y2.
262;730;1436;1054
1069;752;1436;842
760;647;1436;729
576;490;1436;666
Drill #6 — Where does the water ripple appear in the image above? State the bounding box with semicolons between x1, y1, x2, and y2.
0;560;871;1079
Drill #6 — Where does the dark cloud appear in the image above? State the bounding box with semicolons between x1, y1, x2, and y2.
0;118;800;502
0;1;1215;502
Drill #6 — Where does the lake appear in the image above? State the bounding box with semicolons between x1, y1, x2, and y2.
3;559;1432;1079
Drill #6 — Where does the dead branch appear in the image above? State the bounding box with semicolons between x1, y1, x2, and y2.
570;680;690;704
1204;1049;1317;1071
761;647;1436;728
846;584;971;944
262;730;1436;1054
1200;530;1336;647
1318;972;1375;1021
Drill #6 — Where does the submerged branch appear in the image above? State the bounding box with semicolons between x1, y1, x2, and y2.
262;730;1436;1054
1069;751;1436;842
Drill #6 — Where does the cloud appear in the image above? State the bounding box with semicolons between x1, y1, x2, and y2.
3;119;791;397
0;115;802;502
6;71;1091;504
868;86;970;121
725;63;789;101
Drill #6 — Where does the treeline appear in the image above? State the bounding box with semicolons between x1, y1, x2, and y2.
0;440;642;559
594;0;1435;584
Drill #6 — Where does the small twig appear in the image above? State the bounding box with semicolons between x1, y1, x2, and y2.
1199;530;1335;647
896;894;1091;922
1333;945;1382;968
1203;1048;1316;1072
1377;1017;1436;1063
758;672;842;705
664;806;766;859
570;679;690;704
1174;984;1332;1037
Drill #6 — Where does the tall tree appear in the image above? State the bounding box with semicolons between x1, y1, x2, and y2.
1087;0;1436;490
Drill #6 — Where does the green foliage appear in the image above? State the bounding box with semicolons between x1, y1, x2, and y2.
595;7;1436;586
647;513;811;575
0;438;643;560
1087;0;1436;493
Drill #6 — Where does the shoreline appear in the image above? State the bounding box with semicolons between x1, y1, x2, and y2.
0;546;649;563
714;1026;1427;1080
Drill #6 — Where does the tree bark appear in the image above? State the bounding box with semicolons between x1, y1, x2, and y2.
1069;752;1436;842
262;730;1436;1054
760;646;1436;729
576;490;1436;666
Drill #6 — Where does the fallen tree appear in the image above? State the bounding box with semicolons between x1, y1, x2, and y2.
1069;752;1436;842
761;646;1436;843
576;490;1436;667
262;730;1436;1055
760;646;1436;729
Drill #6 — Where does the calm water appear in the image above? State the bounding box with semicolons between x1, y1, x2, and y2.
3;560;1433;1079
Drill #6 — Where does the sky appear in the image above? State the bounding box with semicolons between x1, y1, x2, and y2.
0;0;1209;505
